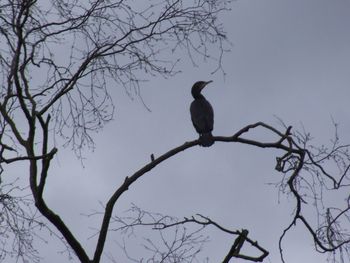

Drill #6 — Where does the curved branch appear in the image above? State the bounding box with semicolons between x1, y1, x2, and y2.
93;122;294;262
93;139;198;262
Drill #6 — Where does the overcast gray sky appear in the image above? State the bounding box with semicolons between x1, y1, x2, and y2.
10;0;350;262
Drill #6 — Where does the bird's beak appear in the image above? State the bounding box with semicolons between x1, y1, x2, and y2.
197;80;213;92
202;80;213;89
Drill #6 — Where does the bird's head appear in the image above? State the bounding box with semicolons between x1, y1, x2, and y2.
191;80;213;98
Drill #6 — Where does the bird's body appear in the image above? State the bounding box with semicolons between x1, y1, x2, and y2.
190;97;213;135
190;81;214;147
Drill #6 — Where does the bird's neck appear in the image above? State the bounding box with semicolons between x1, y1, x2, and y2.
191;89;204;99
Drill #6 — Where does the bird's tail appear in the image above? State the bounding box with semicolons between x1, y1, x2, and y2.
199;132;214;147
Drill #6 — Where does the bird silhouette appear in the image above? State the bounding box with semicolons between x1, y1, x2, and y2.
190;80;214;147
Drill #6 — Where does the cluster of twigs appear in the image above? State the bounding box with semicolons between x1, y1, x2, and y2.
0;181;42;263
89;204;267;262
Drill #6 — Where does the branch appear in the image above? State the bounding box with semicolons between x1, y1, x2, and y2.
93;139;198;262
0;148;57;164
93;122;292;262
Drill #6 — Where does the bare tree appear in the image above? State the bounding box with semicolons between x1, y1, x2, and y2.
0;0;232;262
0;1;350;263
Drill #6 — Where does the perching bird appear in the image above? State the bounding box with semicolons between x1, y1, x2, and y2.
190;80;214;147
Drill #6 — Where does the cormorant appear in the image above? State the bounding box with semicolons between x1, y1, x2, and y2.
190;80;214;147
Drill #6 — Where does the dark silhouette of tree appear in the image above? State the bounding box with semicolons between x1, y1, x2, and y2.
0;1;350;263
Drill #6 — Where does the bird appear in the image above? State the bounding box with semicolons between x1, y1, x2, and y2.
190;80;214;147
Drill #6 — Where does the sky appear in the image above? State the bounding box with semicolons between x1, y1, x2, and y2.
6;0;350;262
